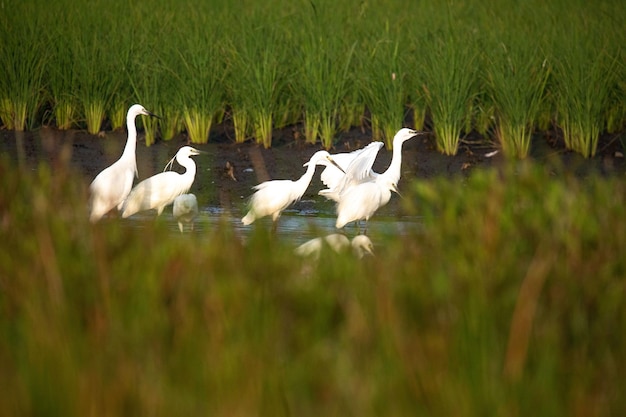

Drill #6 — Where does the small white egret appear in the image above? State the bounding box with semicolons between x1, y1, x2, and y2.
121;146;202;218
173;193;199;233
241;150;344;228
89;104;159;222
294;233;374;261
332;128;421;229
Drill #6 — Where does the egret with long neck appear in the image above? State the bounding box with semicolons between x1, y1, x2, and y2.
319;128;420;202
89;104;159;222
242;150;344;228
121;146;202;218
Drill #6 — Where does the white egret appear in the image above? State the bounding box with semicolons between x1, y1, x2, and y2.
173;193;199;233
333;128;420;229
121;146;202;218
241;150;344;228
319;128;421;202
294;233;374;261
89;104;159;222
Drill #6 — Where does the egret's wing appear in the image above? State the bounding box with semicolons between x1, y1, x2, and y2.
333;142;384;195
320;142;383;190
251;179;281;191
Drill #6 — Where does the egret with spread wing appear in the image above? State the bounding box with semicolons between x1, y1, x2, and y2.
319;128;421;202
332;128;420;229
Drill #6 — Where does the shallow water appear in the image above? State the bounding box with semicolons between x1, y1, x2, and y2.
1;129;423;247
123;200;422;248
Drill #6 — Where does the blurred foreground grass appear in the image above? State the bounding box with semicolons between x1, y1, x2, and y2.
0;156;625;416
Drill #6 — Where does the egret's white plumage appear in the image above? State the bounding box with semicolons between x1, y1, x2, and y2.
333;128;419;229
121;146;202;218
319;142;384;193
320;128;420;202
89;104;159;222
319;142;384;202
173;193;199;233
294;233;374;261
241;150;344;226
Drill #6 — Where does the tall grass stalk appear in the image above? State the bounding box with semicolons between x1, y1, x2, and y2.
421;32;478;155
485;40;549;159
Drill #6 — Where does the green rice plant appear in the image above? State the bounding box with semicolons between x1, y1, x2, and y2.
553;16;617;158
158;106;184;142
299;37;356;149
403;33;427;133
294;2;356;149
175;18;226;144
105;34;132;131
406;56;427;133
605;69;626;134
362;37;409;149
225;17;289;148
130;60;164;146
421;30;478;155
0;6;48;130
485;39;550;158
72;30;116;134
46;19;79;130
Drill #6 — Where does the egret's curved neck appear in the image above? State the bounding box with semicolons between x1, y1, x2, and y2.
177;155;197;179
121;113;139;160
295;162;318;195
382;139;405;183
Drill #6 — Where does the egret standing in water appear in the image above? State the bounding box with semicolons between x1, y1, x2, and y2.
332;128;421;230
319;128;420;202
121;146;202;218
89;104;160;222
173;193;199;233
241;150;344;228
